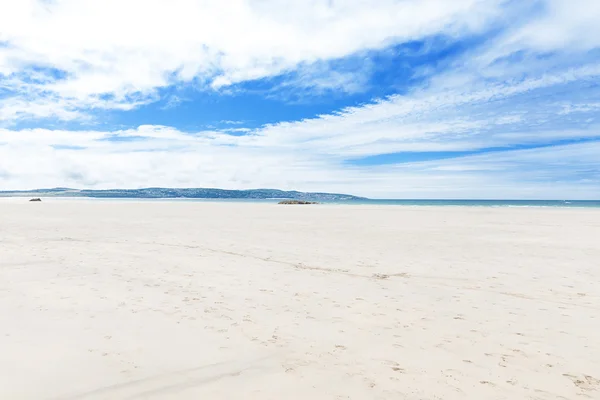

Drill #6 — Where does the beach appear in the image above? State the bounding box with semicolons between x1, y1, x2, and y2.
1;200;599;399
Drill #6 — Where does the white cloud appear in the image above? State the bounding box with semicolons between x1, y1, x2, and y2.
222;66;600;159
1;0;599;198
1;65;599;198
497;0;600;53
0;1;597;120
0;0;506;120
1;125;598;199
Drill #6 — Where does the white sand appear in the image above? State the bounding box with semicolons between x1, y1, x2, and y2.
1;200;599;399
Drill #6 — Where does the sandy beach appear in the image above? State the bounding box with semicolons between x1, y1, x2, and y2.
1;200;599;399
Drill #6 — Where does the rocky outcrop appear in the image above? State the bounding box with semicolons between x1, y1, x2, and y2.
278;200;318;205
29;198;42;202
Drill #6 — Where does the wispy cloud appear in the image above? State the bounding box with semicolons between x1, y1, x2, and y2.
0;0;506;121
1;125;598;198
0;0;599;198
1;62;599;198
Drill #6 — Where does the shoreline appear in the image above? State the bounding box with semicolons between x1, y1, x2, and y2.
1;196;600;209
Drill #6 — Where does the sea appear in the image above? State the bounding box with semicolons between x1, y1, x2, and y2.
56;198;600;208
335;199;600;208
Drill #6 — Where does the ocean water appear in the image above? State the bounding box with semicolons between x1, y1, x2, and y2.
63;197;600;208
336;199;600;208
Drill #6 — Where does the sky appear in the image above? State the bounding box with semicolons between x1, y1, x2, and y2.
0;0;599;199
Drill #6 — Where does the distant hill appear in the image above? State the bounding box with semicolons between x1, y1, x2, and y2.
0;187;366;201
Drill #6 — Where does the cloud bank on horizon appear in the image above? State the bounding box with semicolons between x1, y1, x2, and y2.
1;0;599;198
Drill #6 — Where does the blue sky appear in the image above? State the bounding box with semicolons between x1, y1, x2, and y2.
0;0;599;198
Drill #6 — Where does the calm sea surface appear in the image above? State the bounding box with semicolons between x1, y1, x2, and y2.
59;198;600;208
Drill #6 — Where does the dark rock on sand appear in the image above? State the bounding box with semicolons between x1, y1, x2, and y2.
278;200;318;205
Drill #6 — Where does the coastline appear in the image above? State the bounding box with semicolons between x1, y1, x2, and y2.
1;196;599;208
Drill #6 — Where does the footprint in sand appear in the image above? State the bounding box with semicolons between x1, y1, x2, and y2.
563;374;600;392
